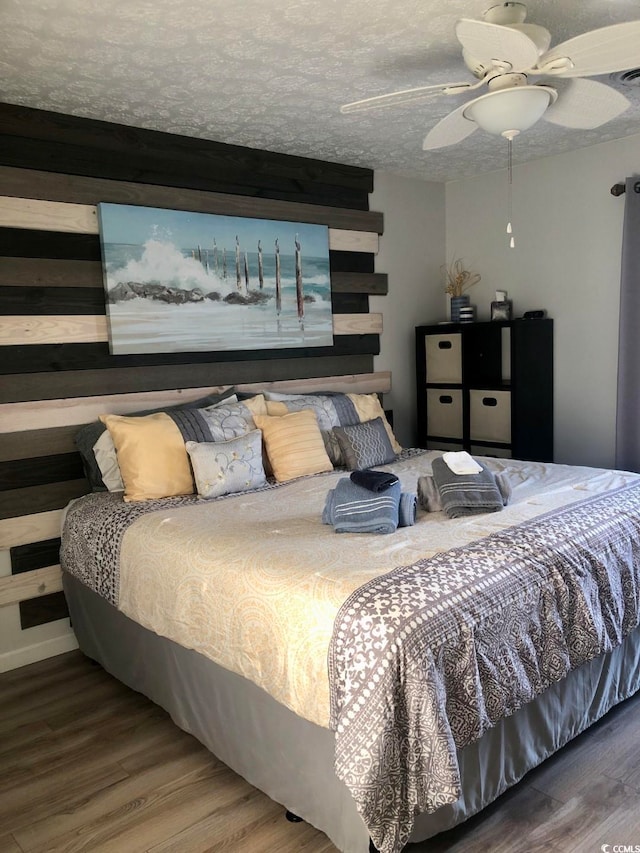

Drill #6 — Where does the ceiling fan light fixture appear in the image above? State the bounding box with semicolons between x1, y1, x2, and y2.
463;85;556;135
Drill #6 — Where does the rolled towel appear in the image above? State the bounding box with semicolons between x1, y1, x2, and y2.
431;456;505;519
323;477;402;534
417;475;441;513
350;469;400;493
496;473;512;506
399;492;417;527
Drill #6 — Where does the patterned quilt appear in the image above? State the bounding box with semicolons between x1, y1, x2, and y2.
329;482;640;853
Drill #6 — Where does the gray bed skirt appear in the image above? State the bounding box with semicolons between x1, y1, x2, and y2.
63;571;640;852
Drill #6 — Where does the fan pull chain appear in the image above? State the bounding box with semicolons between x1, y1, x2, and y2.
507;135;515;249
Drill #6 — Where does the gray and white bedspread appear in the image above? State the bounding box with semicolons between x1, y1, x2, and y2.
60;491;198;605
328;481;640;853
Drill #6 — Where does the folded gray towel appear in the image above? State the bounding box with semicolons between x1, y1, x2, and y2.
429;456;509;518
323;478;415;534
418;471;511;514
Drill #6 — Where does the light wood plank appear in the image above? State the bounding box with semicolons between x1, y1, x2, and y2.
0;314;106;345
0;165;383;234
334;313;382;334
328;229;378;254
0;312;381;345
0;510;64;550
239;370;391;397
0;197;98;234
0;565;62;609
0;371;389;432
0;197;378;253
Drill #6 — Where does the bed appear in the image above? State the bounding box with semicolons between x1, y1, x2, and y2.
59;387;640;853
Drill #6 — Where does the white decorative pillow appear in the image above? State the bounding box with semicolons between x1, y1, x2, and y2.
198;395;266;442
186;430;266;499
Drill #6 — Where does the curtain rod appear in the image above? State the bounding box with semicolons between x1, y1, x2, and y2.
611;181;640;196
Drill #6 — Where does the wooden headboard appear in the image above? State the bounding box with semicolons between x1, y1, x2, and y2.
0;103;390;670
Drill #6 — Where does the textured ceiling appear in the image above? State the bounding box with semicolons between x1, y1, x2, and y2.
3;0;640;182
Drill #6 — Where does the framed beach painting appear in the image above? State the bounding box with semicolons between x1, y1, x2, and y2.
97;202;333;355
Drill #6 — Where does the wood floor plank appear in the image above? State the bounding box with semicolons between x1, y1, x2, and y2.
68;764;238;853
521;776;639;853
14;743;216;852
0;835;22;853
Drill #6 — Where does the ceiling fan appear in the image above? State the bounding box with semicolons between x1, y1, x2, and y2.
340;2;640;150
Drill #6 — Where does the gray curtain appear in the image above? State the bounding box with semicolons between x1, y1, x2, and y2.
615;178;640;472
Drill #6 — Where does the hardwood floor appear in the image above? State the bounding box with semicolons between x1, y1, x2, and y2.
2;650;640;853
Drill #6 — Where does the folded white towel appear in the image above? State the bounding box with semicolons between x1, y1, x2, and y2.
442;451;483;475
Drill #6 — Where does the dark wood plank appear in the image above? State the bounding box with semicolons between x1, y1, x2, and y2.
330;251;375;274
0;453;84;492
0;259;387;294
0;228;100;261
0;425;78;462
331;293;369;314
0;291;373;322
331;271;388;295
0;285;105;315
0;338;378;378
0;136;369;211
0;287;364;317
0;480;89;520
0;257;103;288
0;354;374;403
0;103;373;196
19;591;68;630
0;166;383;234
0;424;79;462
11;538;61;574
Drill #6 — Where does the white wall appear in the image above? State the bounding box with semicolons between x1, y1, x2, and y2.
370;171;446;447
445;133;640;468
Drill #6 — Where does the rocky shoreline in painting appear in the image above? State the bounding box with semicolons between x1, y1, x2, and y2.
107;281;316;307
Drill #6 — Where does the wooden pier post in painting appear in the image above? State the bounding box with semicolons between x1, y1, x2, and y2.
295;233;304;330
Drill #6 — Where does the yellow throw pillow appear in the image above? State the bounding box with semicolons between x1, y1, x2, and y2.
100;412;194;502
347;393;402;453
265;400;289;416
253;410;333;482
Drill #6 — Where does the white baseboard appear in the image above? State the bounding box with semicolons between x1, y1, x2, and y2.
0;631;79;672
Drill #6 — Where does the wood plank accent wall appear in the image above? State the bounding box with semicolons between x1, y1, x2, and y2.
0;104;389;670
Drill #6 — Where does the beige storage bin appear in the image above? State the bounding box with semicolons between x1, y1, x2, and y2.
470;444;512;459
427;388;463;439
469;390;511;443
425;333;462;383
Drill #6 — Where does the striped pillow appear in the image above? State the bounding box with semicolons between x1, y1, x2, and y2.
253;410;333;482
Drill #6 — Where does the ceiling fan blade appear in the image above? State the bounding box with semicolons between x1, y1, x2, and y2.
340;81;476;114
538;21;640;78
455;18;540;73
423;102;478;151
543;78;630;129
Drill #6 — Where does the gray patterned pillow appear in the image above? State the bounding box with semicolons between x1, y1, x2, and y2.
333;417;397;471
185;430;266;499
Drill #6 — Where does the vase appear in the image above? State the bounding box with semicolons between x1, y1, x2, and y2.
450;294;470;323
